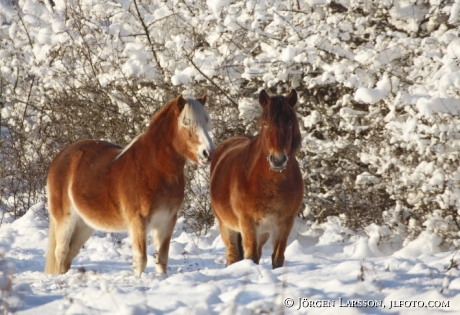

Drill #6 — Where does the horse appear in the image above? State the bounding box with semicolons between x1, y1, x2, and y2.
210;89;303;269
45;94;214;276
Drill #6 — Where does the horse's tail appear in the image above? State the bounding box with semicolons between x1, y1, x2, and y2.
44;218;58;274
237;232;244;261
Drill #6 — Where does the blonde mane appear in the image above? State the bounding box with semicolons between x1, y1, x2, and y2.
179;99;212;131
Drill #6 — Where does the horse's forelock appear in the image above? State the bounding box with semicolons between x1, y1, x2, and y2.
179;99;212;131
260;96;294;126
260;95;302;153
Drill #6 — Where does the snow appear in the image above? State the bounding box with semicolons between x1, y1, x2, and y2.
394;231;442;259
448;0;460;23
354;88;388;104
416;98;460;117
1;204;459;314
1;0;460;313
171;68;196;86
207;0;235;18
280;45;298;63
238;97;261;120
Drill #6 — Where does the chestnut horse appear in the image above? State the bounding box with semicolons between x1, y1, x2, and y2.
210;89;303;269
45;95;214;276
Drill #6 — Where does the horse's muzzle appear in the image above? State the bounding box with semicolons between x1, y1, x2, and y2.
268;153;288;171
199;149;213;165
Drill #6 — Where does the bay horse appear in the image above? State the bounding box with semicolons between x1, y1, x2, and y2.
210;89;303;269
45;94;214;276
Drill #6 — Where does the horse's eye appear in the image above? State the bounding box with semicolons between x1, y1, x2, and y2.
183;119;191;127
288;121;293;127
262;122;268;127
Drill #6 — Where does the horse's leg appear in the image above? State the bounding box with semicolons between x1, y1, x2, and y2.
151;210;178;274
271;217;295;269
53;209;78;274
237;232;244;260
45;185;71;274
240;219;259;264
129;216;148;277
64;217;94;271
218;222;241;266
44;216;58;274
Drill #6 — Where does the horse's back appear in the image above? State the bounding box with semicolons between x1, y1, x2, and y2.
48;139;121;184
210;135;253;201
210;135;252;173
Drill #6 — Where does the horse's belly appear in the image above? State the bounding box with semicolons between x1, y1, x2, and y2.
237;187;301;221
72;198;127;232
256;214;280;233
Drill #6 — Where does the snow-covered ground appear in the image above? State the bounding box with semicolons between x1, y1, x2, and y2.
0;202;459;315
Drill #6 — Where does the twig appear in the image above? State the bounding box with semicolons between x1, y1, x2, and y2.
132;0;164;79
182;49;238;107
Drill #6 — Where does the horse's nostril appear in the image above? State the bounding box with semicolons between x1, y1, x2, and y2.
269;154;287;167
203;150;209;158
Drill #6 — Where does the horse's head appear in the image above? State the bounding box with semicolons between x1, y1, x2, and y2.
258;89;301;171
174;95;215;165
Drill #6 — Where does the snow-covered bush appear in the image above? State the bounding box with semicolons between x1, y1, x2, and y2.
1;0;459;241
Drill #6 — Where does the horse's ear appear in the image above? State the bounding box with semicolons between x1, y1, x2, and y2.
199;94;207;106
286;89;297;107
176;95;186;112
259;89;270;108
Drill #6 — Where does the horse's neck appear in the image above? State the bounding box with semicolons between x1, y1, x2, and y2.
133;120;186;176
